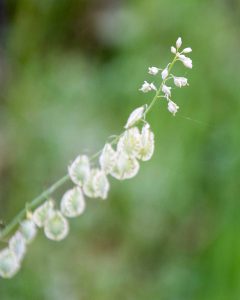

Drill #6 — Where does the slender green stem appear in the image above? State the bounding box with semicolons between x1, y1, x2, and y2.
0;55;178;242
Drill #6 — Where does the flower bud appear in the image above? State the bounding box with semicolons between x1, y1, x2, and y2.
61;187;85;218
171;46;176;54
44;211;69;241
167;100;179;116
176;37;182;49
161;67;168;80
182;47;192;53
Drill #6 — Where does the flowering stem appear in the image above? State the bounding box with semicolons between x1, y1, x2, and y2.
144;55;177;117
0;55;179;242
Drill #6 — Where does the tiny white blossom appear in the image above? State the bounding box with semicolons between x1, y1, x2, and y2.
110;151;139;180
168;100;179;116
32;200;54;228
124;106;145;129
44;211;69;241
137;123;155;161
182;47;192;53
139;81;157;93
178;54;192;69
0;248;20;279
99;143;117;174
83;169;109;200
20;219;37;244
171;46;177;54
68;155;90;186
9;232;26;261
61;187;85;218
161;67;168;80
148;67;159;75
176;37;182;49
162;84;172;97
173;76;188;88
117;127;141;158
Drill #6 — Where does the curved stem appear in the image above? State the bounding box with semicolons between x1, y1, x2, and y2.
0;54;178;241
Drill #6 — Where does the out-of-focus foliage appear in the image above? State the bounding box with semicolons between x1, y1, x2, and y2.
0;0;240;299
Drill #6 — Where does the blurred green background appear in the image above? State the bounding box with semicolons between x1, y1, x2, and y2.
0;0;240;299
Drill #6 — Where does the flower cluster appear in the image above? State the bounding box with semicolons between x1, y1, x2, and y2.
140;37;192;116
0;37;192;279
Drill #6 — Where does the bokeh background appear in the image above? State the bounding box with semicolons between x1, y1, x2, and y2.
0;0;240;299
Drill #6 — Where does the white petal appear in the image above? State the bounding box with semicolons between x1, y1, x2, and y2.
9;232;26;261
168;100;179;116
93;170;110;199
83;169;109;200
61;187;85;218
124;106;145;129
148;67;159;75
110;151;140;180
137;124;155;161
68;155;90;186
99;143;117;174
117;127;141;158
32;200;54;227
44;211;69;241
173;76;188;88
20;220;37;244
0;248;20;279
162;84;171;97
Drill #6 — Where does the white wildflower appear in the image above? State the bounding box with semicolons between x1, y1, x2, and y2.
117;127;141;158
168;100;179;116
61;187;85;218
0;249;20;279
9;232;26;261
124;106;145;129
68;155;90;186
148;67;159;75
32;200;54;228
173;76;188;88
161;67;168;80
44;211;69;241
182;47;192;53
20;219;37;244
139;81;157;93
110;151;139;180
162;84;172;97
83;169;109;200
176;37;182;49
99;143;117;174
137;123;154;161
178;54;192;69
171;46;177;54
